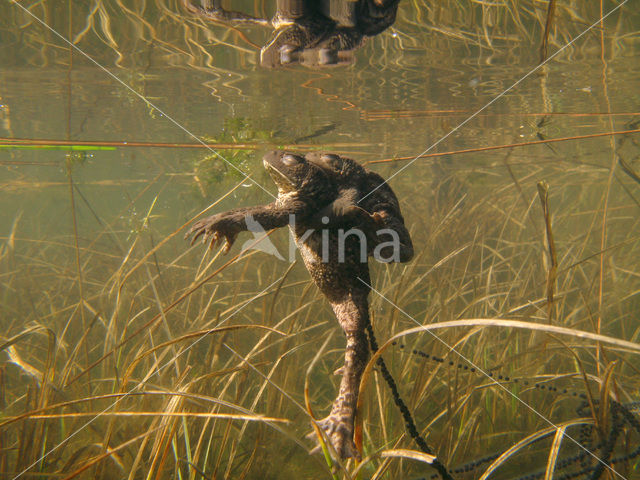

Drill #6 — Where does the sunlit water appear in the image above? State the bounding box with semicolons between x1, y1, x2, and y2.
1;1;639;479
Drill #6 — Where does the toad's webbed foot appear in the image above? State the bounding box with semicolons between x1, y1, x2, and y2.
310;414;359;460
185;213;241;253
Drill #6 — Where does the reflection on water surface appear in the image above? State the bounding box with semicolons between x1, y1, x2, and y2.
184;0;401;67
1;1;640;479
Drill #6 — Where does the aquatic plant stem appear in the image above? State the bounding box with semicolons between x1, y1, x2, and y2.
358;278;632;479
536;181;557;323
596;0;618;380
366;128;640;164
0;136;370;151
8;0;276;200
305;377;339;480
63;1;91;405
59;427;163;480
12;267;289;480
363;320;454;480
224;343;352;478
65;229;275;387
358;0;630;203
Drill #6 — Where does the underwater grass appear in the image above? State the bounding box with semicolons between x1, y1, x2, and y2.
3;130;640;479
1;0;640;479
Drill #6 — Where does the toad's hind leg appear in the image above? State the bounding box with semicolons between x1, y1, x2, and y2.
315;294;370;459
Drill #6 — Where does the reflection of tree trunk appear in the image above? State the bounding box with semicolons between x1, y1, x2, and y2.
183;0;269;25
320;0;358;27
275;0;305;20
199;0;216;10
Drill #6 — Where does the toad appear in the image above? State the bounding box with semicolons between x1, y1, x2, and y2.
186;150;413;458
183;0;401;67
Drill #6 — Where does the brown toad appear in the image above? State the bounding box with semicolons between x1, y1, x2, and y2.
187;150;413;458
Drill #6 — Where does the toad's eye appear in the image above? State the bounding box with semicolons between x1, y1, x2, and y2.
282;154;300;166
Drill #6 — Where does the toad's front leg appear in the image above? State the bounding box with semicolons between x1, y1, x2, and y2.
186;201;304;252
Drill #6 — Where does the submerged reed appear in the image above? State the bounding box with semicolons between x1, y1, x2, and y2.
1;1;639;479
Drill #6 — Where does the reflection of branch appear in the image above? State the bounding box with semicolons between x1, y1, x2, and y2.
618;155;640;186
617;122;640;186
8;1;638;76
539;0;556;63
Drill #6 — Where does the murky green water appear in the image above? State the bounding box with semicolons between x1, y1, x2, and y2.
1;1;640;479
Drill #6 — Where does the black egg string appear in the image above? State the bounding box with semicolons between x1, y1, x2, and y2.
578;424;595;471
393;342;592;400
586;400;624;480
364;323;455;480
390;343;640;480
421;403;640;480
519;400;640;480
